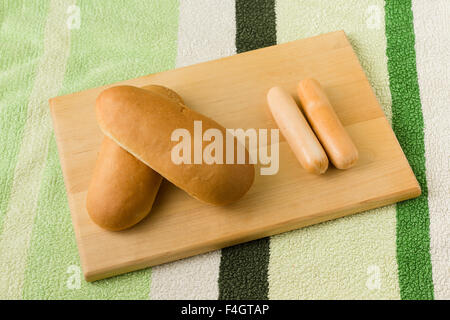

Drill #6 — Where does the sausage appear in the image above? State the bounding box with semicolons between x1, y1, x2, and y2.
297;78;358;169
267;86;329;174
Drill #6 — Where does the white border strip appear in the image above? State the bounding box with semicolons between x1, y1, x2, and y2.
412;0;450;300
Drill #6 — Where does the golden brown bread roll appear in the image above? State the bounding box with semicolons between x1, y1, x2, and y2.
87;85;184;231
96;85;255;205
145;84;185;105
86;137;162;231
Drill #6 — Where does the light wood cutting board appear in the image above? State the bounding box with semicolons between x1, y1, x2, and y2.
50;31;420;281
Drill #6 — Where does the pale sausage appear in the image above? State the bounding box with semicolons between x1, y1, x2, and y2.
267;86;329;174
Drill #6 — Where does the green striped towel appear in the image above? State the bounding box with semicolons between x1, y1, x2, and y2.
0;0;448;300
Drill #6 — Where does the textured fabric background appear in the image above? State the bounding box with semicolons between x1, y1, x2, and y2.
0;0;448;299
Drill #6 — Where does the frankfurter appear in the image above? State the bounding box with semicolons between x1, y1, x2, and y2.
267;86;328;174
297;79;358;169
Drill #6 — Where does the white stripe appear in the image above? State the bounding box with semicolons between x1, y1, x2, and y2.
175;0;236;68
149;0;236;300
0;0;74;299
412;0;450;300
149;252;223;300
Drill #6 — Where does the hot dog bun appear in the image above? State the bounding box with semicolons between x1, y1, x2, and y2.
96;85;255;205
86;137;162;231
87;85;184;231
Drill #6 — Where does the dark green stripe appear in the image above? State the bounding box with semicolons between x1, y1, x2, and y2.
235;0;277;53
219;239;271;300
385;0;434;300
218;0;276;300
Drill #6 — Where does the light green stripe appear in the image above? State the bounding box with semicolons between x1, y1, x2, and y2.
22;0;179;299
23;138;152;299
269;0;400;299
0;0;74;299
0;1;49;237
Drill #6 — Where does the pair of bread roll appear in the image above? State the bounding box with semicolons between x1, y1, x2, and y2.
87;85;254;231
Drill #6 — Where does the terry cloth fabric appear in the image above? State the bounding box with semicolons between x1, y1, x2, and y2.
0;0;448;299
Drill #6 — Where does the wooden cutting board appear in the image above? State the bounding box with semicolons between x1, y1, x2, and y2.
50;31;420;282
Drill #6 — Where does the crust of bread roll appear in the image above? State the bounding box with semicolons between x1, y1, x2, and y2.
87;85;184;231
96;85;255;205
144;84;184;105
86;137;162;231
